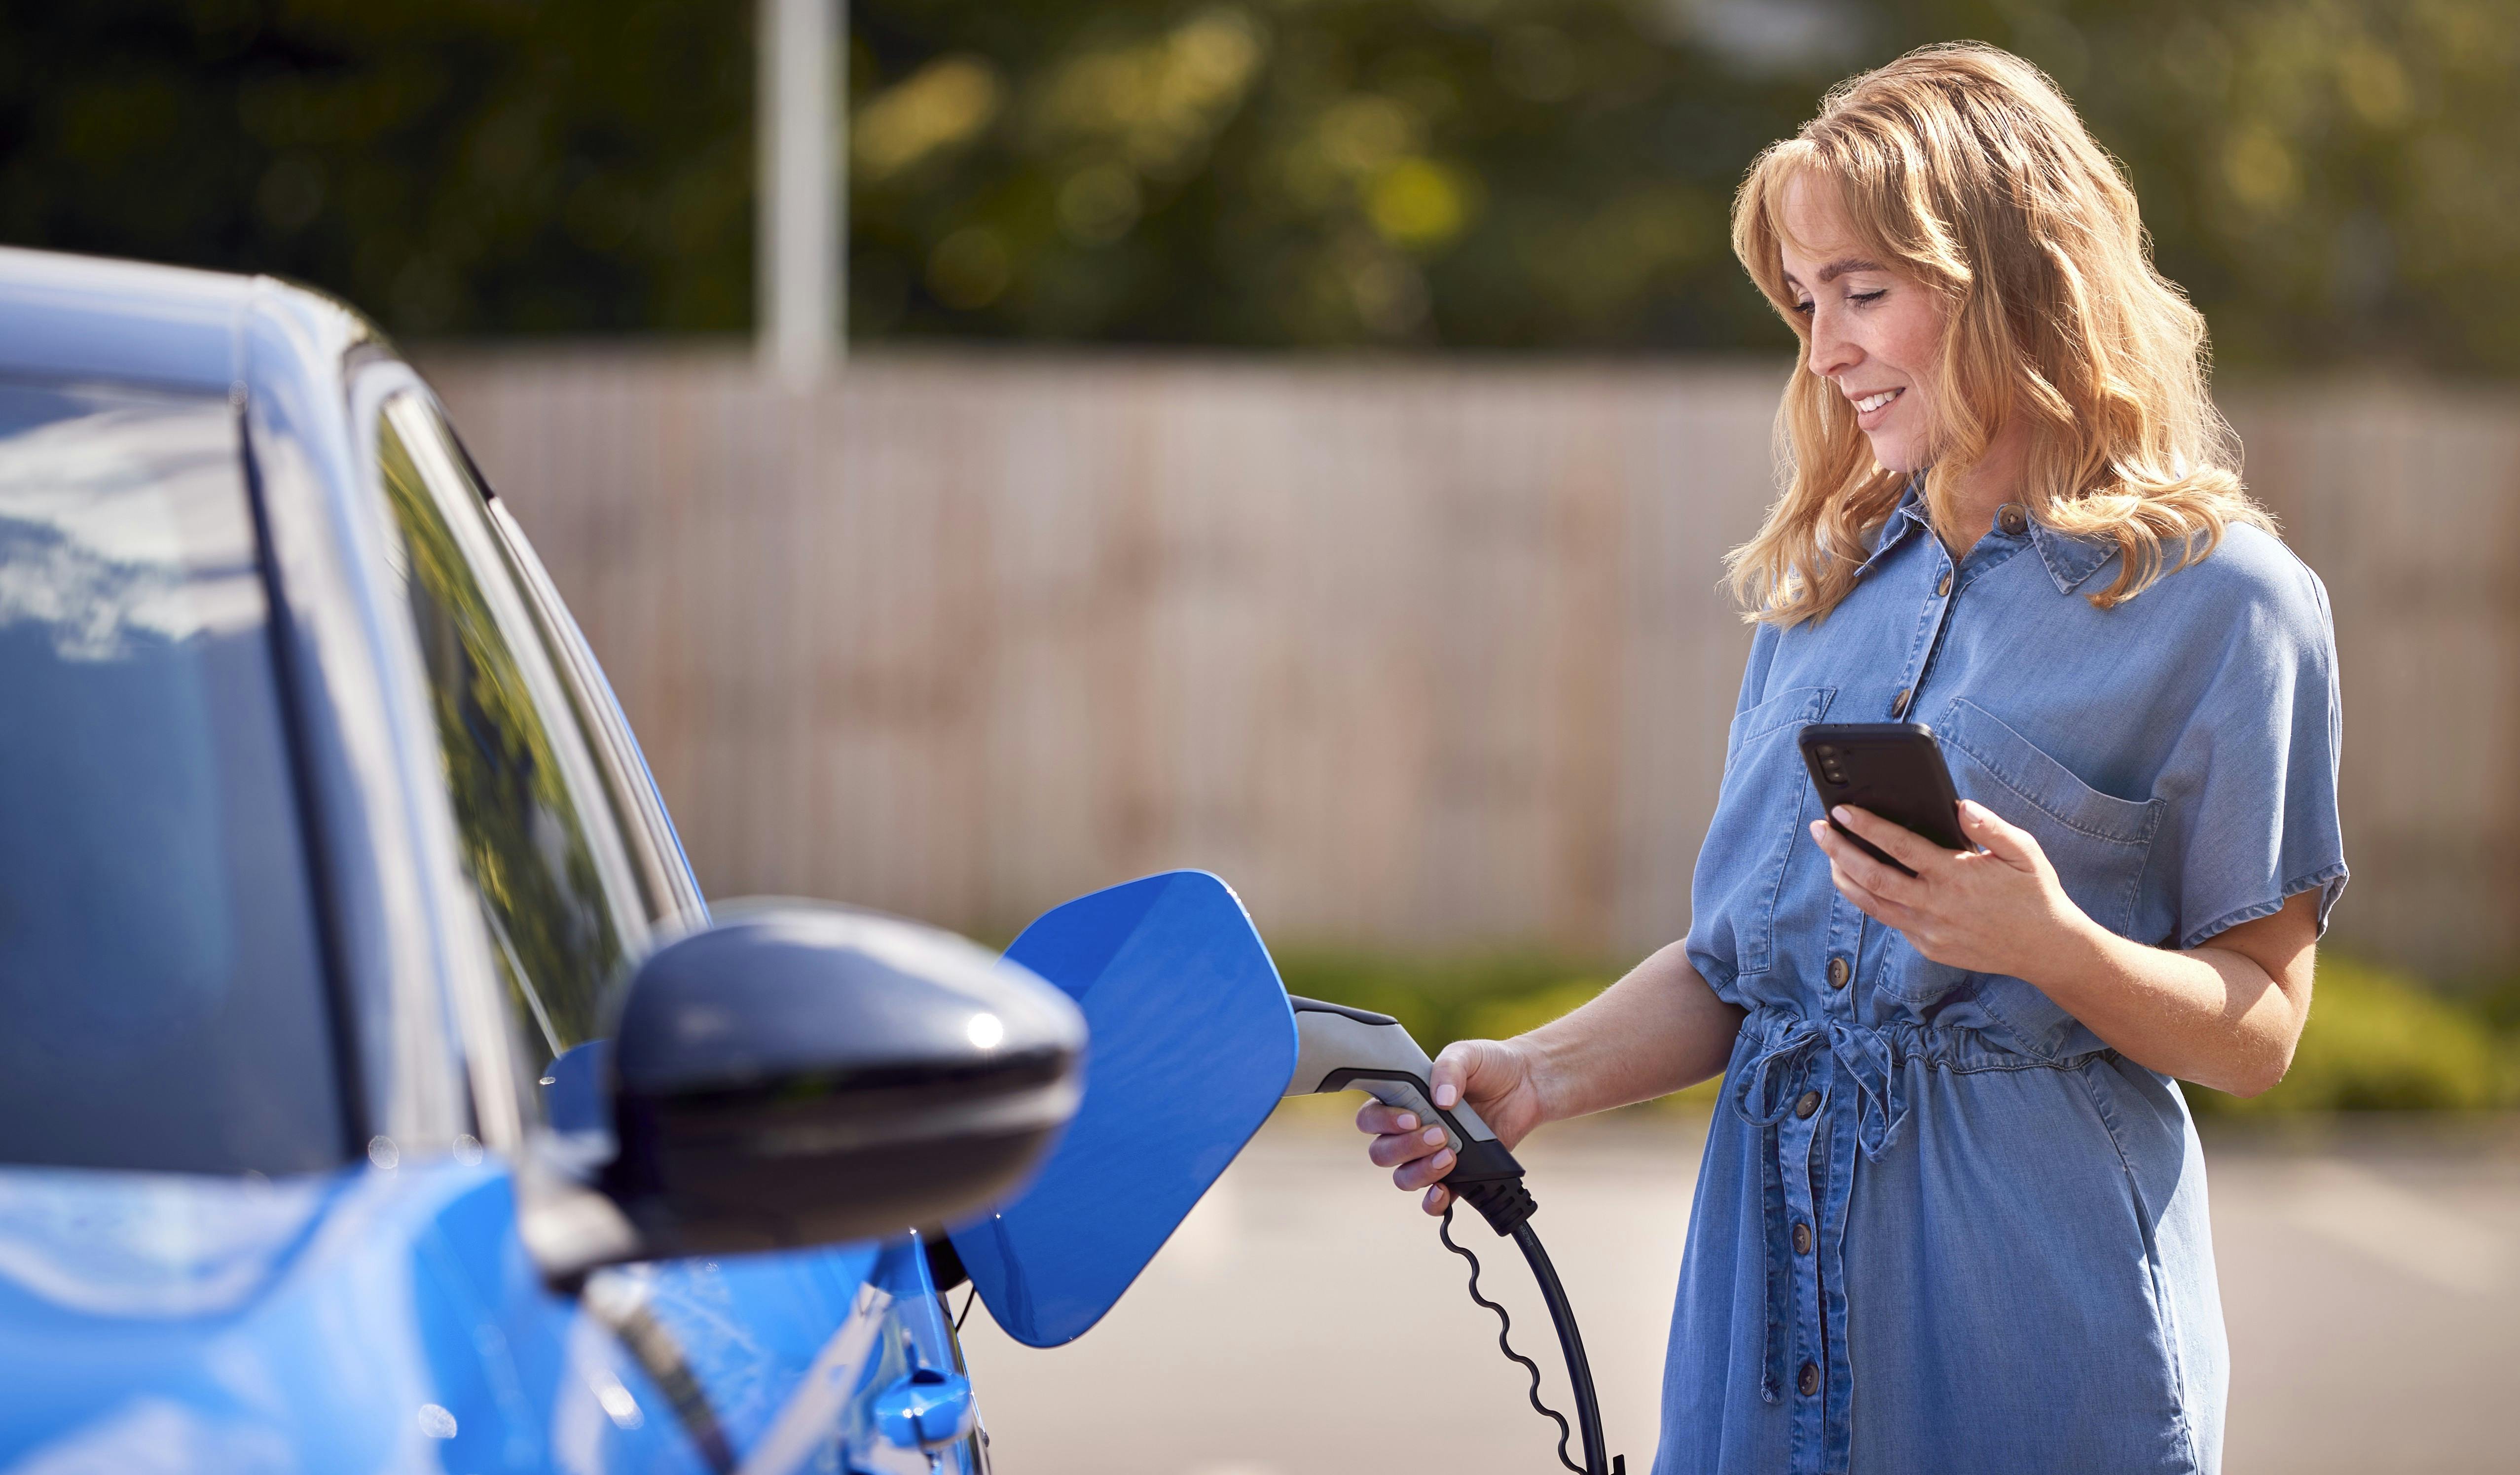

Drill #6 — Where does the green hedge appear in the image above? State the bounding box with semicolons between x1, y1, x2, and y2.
1274;947;1611;1056
1274;948;2517;1115
2187;954;2517;1114
1274;947;1716;1112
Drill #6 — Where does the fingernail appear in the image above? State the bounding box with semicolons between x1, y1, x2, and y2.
1396;1114;1417;1131
1433;1150;1455;1172
1435;1084;1457;1108
1833;805;1852;822
1422;1126;1446;1146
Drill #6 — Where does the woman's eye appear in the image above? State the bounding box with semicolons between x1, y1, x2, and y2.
1849;289;1888;306
1791;298;1815;316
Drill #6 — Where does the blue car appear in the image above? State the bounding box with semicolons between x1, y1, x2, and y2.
0;246;1283;1474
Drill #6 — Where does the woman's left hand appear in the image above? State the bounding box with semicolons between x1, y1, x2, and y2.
1810;799;2093;978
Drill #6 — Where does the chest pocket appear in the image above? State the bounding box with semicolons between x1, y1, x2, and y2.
1884;698;2165;1015
1702;684;1834;980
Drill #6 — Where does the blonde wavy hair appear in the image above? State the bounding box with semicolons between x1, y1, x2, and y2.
1726;42;2272;624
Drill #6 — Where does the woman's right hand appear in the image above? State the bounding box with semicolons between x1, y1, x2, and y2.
1354;1037;1548;1216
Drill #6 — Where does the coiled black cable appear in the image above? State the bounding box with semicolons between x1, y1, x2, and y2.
1439;1204;1584;1475
1510;1220;1617;1475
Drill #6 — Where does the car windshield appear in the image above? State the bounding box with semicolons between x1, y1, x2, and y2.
0;379;345;1177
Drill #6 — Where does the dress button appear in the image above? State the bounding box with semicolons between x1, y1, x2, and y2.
1792;1221;1813;1255
1794;1089;1821;1119
1891;687;1910;718
1797;1362;1821;1397
1936;571;1952;597
1997;502;2030;536
1826;956;1851;988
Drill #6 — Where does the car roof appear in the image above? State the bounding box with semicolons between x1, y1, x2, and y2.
0;246;372;396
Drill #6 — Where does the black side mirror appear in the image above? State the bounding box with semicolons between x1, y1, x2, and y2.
599;904;1085;1258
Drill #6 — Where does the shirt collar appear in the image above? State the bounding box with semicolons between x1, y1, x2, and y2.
1851;479;2119;594
2027;515;2118;593
1848;480;1933;580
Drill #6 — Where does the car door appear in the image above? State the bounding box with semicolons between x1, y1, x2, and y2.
363;372;975;1474
469;440;993;1475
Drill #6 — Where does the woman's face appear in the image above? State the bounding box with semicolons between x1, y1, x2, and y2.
1777;175;1946;473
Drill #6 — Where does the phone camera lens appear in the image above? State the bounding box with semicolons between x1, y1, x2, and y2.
1815;746;1837;758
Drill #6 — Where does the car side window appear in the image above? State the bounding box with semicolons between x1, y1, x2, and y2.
373;390;641;1075
0;378;345;1176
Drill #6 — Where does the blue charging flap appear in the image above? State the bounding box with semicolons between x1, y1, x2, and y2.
949;870;1297;1347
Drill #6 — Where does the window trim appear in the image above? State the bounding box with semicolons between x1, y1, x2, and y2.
376;388;653;956
236;375;369;1166
348;362;652;1154
350;366;523;1155
439;426;706;931
480;492;707;930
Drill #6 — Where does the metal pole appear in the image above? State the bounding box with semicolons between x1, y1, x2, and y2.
759;0;843;385
846;0;857;360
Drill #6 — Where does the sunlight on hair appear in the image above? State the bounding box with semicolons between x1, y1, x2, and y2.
1725;42;2274;625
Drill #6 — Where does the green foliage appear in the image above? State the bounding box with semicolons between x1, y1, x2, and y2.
858;0;2520;367
2189;953;2516;1114
1282;946;2518;1116
1274;949;1727;1110
1458;975;1727;1107
849;0;1809;348
1273;945;1621;1052
0;0;755;335
5;0;2518;368
1459;974;1614;1043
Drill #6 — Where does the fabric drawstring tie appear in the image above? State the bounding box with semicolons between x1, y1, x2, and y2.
1726;1013;1910;1405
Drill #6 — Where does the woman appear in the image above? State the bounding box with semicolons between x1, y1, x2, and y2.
1358;44;2343;1475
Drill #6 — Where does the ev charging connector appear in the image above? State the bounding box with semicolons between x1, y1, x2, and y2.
1284;996;1624;1475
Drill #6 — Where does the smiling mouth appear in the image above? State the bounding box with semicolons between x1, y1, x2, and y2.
1851;388;1902;414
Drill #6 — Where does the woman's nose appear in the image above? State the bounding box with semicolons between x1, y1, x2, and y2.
1806;311;1859;380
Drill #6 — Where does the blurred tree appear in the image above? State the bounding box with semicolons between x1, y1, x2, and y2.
849;0;1825;348
853;0;2520;367
2039;0;2520;374
0;0;754;335
4;0;2517;371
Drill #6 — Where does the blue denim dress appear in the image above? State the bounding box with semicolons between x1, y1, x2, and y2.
1654;489;2346;1475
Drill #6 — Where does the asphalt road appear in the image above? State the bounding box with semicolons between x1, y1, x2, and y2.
957;1106;2520;1474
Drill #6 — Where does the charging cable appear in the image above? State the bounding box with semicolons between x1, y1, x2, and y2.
1283;997;1624;1475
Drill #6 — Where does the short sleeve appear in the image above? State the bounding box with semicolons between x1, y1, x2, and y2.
1683;623;1786;995
1723;622;1782;759
2149;547;2348;950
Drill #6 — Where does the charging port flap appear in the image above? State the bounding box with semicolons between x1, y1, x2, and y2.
947;871;1297;1347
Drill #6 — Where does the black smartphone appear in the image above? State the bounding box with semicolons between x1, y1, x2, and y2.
1796;722;1968;875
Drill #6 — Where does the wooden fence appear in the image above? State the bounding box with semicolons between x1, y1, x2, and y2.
429;350;2520;985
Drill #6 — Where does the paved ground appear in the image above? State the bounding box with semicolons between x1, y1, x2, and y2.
958;1106;2520;1474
